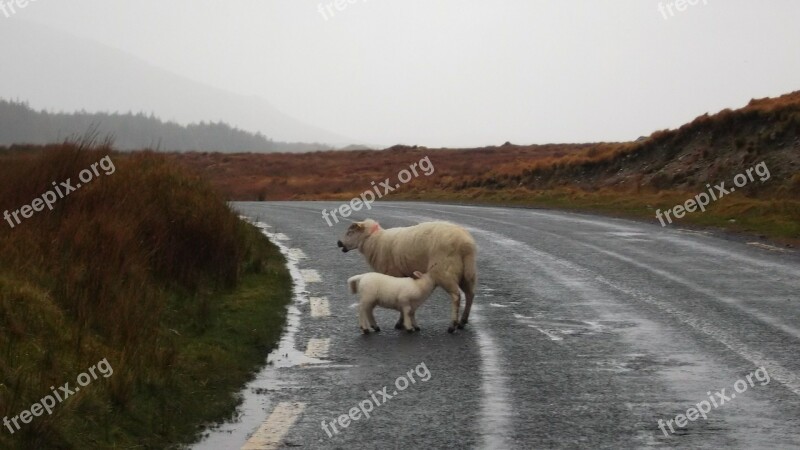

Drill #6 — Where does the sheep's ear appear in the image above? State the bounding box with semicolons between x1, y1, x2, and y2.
412;271;423;279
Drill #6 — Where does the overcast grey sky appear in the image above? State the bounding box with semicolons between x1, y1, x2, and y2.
10;0;800;147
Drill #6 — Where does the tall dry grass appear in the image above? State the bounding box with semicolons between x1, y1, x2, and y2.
0;141;283;448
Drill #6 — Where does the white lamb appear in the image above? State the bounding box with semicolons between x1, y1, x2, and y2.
347;270;437;334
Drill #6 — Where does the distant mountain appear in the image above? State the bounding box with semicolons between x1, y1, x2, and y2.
0;99;333;152
0;20;356;146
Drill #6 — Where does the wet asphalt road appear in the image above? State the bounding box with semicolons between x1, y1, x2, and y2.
194;201;800;449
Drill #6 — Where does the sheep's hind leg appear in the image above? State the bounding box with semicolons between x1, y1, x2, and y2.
410;309;421;331
459;282;475;328
443;284;461;334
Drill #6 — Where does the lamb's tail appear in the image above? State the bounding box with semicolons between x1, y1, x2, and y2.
347;275;362;294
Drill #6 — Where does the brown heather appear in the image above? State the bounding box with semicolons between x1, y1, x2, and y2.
0;142;291;448
171;91;800;241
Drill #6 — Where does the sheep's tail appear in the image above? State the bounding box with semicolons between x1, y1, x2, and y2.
347;275;362;294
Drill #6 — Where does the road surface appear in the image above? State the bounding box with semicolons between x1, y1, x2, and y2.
193;201;800;449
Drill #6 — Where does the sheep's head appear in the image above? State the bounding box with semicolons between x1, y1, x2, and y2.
337;219;380;253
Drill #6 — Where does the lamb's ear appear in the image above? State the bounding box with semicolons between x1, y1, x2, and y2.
412;271;423;279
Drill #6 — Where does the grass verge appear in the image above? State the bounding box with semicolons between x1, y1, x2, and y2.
0;143;292;449
395;187;800;246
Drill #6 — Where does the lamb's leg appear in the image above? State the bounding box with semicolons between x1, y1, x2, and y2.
410;309;421;331
359;302;372;334
402;306;414;332
394;312;405;330
367;305;380;332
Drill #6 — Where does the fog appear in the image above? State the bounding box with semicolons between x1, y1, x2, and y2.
5;0;800;147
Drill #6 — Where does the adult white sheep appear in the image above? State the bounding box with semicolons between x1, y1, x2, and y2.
337;219;477;333
348;270;436;334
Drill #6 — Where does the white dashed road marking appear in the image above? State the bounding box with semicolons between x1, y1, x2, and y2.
300;269;321;283
241;402;306;450
310;297;331;317
304;338;330;359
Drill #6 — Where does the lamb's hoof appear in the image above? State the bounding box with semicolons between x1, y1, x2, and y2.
406;328;415;333
414;326;421;331
460;318;469;326
457;323;465;330
361;328;371;335
394;322;405;330
447;326;456;334
373;326;381;333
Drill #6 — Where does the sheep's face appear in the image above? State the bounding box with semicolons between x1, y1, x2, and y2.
337;220;376;253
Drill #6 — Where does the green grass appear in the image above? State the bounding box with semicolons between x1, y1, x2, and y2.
81;222;292;448
395;187;800;245
0;145;293;449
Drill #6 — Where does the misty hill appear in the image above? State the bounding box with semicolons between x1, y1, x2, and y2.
0;99;331;152
169;90;799;241
172;91;800;201
0;20;355;146
472;90;800;195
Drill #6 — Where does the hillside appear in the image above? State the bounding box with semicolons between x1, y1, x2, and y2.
0;143;291;448
0;99;332;152
169;143;592;200
0;20;355;145
460;91;800;195
171;91;800;242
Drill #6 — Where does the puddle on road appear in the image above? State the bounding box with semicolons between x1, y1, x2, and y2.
512;313;635;342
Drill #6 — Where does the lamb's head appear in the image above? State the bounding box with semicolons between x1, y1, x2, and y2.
337;219;381;253
411;270;436;292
